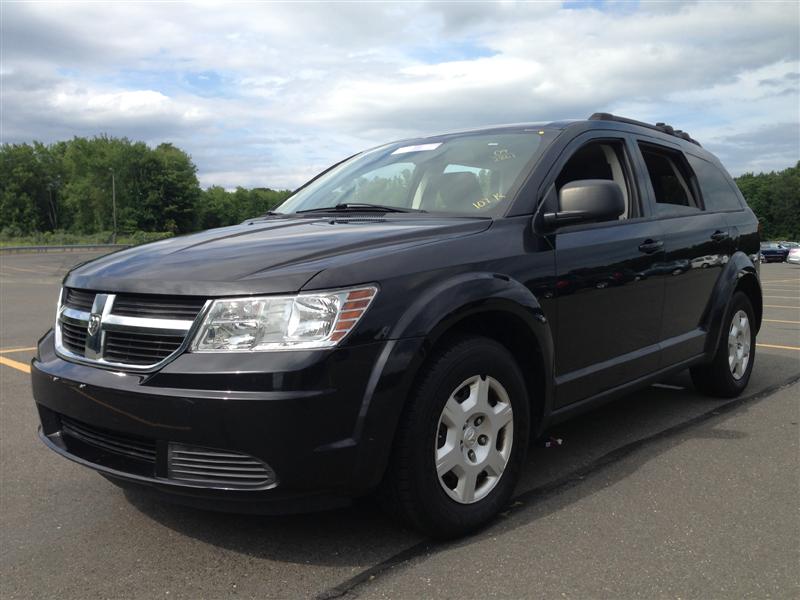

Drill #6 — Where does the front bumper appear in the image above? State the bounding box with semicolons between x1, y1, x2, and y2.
32;330;424;512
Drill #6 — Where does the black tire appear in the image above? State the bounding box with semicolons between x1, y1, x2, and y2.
690;291;756;398
380;335;530;538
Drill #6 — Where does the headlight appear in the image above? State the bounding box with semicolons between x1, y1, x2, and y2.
191;285;377;352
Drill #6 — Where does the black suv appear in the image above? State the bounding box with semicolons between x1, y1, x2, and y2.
32;114;761;537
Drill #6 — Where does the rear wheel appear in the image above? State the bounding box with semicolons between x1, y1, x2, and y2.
381;336;530;538
690;291;756;397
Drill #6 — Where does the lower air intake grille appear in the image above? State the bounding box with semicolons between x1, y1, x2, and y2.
167;443;277;490
61;416;156;463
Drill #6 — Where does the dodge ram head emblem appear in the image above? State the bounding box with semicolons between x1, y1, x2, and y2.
87;313;101;336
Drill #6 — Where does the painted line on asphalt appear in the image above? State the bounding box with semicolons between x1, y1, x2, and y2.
763;295;800;300
763;319;800;324
764;305;800;309
0;356;31;374
0;346;37;354
757;343;800;352
762;279;800;284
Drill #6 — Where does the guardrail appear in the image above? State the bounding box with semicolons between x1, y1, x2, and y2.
0;244;130;254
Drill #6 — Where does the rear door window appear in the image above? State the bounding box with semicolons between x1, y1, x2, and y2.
686;155;743;211
639;143;701;214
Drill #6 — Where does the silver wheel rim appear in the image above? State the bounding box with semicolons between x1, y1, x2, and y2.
434;375;514;504
728;309;751;380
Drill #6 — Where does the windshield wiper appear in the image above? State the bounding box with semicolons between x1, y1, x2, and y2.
296;203;426;214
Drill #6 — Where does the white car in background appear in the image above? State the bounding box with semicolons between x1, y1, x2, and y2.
787;247;800;265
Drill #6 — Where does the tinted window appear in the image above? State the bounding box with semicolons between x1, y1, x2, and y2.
687;155;742;211
276;130;555;216
342;162;414;208
556;140;638;219
639;144;700;213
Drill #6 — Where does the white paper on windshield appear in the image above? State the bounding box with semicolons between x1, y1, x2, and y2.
391;143;442;155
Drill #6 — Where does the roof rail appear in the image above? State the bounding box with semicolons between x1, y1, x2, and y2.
588;112;701;147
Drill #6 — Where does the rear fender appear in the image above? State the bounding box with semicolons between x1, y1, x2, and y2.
702;251;762;357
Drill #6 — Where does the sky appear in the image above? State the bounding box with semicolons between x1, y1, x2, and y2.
2;1;799;190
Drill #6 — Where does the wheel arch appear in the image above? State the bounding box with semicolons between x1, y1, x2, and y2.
392;272;555;437
703;251;762;357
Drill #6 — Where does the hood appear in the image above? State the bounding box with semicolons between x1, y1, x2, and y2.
65;215;491;296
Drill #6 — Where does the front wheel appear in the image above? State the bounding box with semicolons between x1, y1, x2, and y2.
690;291;756;397
381;336;530;538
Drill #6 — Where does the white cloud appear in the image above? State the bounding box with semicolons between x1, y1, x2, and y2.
1;1;798;188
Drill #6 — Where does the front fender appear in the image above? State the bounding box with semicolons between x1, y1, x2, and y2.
390;271;551;343
392;271;555;428
348;272;556;490
703;251;762;356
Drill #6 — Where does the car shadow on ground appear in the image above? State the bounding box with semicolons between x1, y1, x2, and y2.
123;354;800;574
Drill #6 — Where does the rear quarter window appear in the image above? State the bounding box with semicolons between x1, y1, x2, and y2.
686;155;743;212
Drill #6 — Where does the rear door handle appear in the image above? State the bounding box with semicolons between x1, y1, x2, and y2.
638;239;664;254
710;230;730;242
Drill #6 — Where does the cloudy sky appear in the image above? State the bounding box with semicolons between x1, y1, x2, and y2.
2;1;799;189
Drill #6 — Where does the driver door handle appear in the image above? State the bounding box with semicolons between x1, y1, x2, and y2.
638;239;664;254
710;230;730;242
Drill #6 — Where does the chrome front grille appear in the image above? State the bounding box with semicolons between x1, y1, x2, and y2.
59;319;88;355
104;331;186;365
168;443;277;490
55;288;208;370
64;288;95;312
110;294;207;320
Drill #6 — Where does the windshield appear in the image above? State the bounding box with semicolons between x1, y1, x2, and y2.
275;129;555;217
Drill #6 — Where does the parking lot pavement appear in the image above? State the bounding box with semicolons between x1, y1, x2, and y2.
1;253;798;599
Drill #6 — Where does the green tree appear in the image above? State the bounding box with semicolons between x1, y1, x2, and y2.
735;162;800;239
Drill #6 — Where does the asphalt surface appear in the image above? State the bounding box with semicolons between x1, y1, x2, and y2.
1;251;798;599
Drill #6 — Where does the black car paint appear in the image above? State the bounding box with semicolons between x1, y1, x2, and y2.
32;118;762;511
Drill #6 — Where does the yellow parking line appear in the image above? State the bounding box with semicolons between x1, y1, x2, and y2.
0;266;49;274
757;343;800;352
762;279;800;284
0;356;30;373
763;319;800;324
0;346;37;354
765;305;800;309
763;295;799;300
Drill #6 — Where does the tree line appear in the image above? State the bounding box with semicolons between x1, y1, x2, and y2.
1;136;798;243
734;162;799;240
0;136;291;243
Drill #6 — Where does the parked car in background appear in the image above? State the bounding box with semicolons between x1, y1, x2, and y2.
787;247;800;265
31;113;762;538
760;242;789;263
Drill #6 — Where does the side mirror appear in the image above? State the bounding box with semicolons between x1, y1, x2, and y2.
543;180;625;228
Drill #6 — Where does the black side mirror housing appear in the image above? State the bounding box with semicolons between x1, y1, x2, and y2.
542;180;625;229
